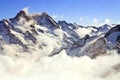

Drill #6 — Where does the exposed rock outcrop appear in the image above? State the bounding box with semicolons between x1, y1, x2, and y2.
14;10;31;21
105;25;120;37
32;12;60;30
84;37;107;58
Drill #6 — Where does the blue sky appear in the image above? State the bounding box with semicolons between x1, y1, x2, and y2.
0;0;120;26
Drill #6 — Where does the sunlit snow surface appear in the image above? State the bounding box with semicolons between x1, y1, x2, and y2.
0;9;120;80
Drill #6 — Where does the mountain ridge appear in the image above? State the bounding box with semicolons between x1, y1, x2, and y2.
0;9;120;59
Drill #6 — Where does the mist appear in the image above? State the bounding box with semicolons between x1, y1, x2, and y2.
0;8;120;80
0;49;120;80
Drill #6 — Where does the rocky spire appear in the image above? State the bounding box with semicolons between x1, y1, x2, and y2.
14;10;31;21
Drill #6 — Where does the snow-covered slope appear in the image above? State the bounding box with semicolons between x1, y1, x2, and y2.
0;10;63;59
0;9;120;59
1;9;120;80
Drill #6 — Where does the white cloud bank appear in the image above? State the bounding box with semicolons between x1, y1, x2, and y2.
105;18;111;24
92;18;111;26
75;27;92;38
79;16;89;22
78;17;112;26
93;18;99;26
0;49;120;80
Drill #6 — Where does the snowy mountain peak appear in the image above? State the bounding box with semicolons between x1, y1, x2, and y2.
98;24;112;33
41;12;49;16
0;9;120;59
13;10;31;21
31;12;60;29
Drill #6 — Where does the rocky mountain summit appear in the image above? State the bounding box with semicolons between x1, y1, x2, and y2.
0;9;120;59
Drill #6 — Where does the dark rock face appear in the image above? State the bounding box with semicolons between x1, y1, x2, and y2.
32;12;60;30
104;25;120;52
116;35;120;53
58;21;69;28
24;31;37;44
116;35;120;43
105;25;120;37
70;34;89;50
30;25;39;35
92;26;99;30
14;10;31;21
98;24;110;32
0;36;3;52
9;33;28;51
3;19;14;30
84;37;107;58
58;21;80;40
58;21;80;29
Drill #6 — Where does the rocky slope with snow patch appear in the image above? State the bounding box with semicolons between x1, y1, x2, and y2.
0;9;120;59
1;9;120;80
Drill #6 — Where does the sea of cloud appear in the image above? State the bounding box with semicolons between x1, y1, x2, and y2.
0;49;120;80
0;8;120;80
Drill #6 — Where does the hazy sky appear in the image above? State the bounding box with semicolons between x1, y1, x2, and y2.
0;0;120;26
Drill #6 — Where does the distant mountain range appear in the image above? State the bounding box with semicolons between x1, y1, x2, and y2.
0;9;120;59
